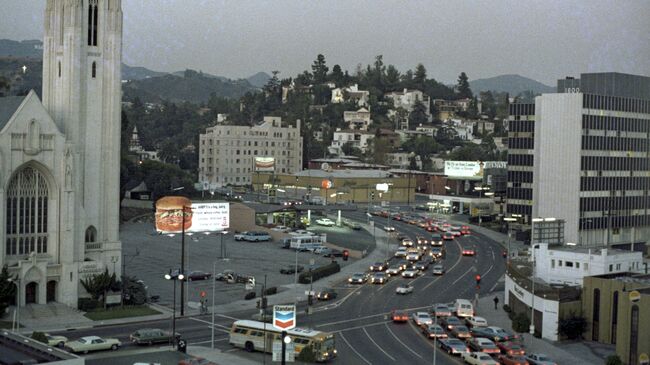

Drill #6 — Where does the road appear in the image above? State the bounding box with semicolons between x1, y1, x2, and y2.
56;207;506;364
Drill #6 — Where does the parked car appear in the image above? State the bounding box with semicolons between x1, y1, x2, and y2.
396;284;414;295
466;337;500;354
450;325;472;339
322;249;343;258
431;303;453;317
461;352;499;365
316;288;337;301
271;225;290;232
497;354;530;365
497;341;526;356
412;312;433;326
243;231;272;242
234;232;249;241
279;265;304;274
289;230;314;236
371;272;387;284
369;261;389;271
130;328;179;345
391;310;409;323
178;358;217;365
465;316;488;328
181;271;212;281
342;220;361;230
348;273;368;284
65;336;121;353
44;333;68;348
471;326;518;342
525;353;557;365
438;338;470;356
440;316;463;330
432;264;445;275
421;324;447;339
315;218;336;226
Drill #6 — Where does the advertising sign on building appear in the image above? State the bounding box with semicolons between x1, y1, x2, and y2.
444;160;508;178
155;196;230;234
254;157;276;172
273;305;296;330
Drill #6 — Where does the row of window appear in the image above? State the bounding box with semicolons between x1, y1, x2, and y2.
5;236;48;256
201;149;293;158
508;170;533;184
508;137;534;150
583;114;650;133
583;93;650;114
578;214;650;230
581;156;650;171
201;139;293;148
551;259;587;270
580;196;650;211
509;103;535;117
508;119;535;133
580;177;650;191
506;187;533;200
581;136;650;152
506;203;532;216
507;154;534;166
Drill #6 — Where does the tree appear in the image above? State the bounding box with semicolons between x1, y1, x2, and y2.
511;312;530;333
385;65;401;91
414;63;427;89
605;355;623;365
121;276;148;305
456;72;473;99
341;141;362;157
329;64;345;86
436;125;460;148
558;313;587;340
0;266;17;315
480;91;497;118
80;269;118;304
408;155;418;170
31;332;49;344
408;99;429;128
311;54;329;84
0;76;10;96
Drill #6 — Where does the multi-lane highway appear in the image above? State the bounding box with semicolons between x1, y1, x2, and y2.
55;208;506;364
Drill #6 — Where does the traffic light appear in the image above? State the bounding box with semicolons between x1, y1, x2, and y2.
475;274;481;289
261;297;267;309
256;299;261;309
371;191;375;200
343;250;349;261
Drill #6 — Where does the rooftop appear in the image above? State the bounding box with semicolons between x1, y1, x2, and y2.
0;94;27;130
546;245;642;256
0;331;80;364
295;169;395;179
590;272;650;285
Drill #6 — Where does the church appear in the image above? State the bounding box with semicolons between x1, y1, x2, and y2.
0;0;122;308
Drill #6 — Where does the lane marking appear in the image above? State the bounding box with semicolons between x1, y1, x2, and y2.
189;317;232;333
383;323;423;359
339;332;373;365
216;313;240;321
316;312;385;328
190;338;229;345
450;266;474;287
363;327;396;361
489;279;500;293
335;320;390;333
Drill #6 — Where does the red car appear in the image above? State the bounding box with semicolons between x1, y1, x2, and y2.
498;354;529;365
391;310;409;323
461;225;471;235
443;232;455;240
497;341;526;356
462;248;476;256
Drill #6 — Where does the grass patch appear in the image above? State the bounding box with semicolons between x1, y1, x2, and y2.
0;320;21;329
84;306;161;321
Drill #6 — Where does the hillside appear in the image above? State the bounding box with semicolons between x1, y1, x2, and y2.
470;74;554;95
0;58;42;96
246;72;270;88
122;64;167;80
0;39;42;59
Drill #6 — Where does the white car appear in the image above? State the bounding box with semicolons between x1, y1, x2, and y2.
396;284;414;295
411;312;433;326
394;248;408;257
289;229;315;236
432;264;445;275
465;316;488;328
386;266;402;275
401;269;418;278
401;238;414;247
406;252;420;261
271;225;290;232
383;225;396;232
234;232;248;241
462;352;499;365
315;218;336;226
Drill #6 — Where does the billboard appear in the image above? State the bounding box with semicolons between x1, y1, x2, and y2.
155;196;229;234
444;160;508;178
273;305;296;330
254;157;275;172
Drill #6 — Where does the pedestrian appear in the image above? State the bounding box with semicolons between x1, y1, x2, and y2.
493;296;499;310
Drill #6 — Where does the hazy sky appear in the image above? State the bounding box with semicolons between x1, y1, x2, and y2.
3;0;649;84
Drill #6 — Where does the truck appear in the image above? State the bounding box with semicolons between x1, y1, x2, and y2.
282;234;327;252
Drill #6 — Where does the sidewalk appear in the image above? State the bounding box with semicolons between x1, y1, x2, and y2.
478;291;605;365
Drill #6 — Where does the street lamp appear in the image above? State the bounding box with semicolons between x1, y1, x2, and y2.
504;217;517;263
474;186;490;225
7;278;20;331
164;269;185;347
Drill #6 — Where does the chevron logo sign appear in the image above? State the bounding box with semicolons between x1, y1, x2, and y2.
273;305;296;330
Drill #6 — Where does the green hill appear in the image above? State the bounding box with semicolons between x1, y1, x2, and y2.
470;74;555;95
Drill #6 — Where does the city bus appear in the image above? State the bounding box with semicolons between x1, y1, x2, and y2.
229;320;337;362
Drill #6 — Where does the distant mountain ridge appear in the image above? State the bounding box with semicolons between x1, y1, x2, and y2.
470;74;555;95
247;72;271;88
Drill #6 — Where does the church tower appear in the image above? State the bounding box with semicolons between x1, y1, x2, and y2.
42;0;122;283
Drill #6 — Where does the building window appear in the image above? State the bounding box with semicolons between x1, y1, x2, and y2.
576;262;580;269
5;167;49;256
91;62;96;78
615;263;621;270
58;61;61;77
584;263;589;271
558;260;563;267
88;2;99;46
611;291;618;344
609;264;613;272
630;305;639;365
565;261;574;268
592;288;600;341
85;226;97;243
551;260;555;268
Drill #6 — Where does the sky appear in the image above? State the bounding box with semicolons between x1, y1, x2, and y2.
2;0;649;85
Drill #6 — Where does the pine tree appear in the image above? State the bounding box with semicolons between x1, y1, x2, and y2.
311;54;329;84
414;64;427;89
456;72;473;99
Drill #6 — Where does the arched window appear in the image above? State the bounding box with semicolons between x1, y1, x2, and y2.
87;2;98;46
58;61;61;77
85;226;97;243
630;305;639;365
611;291;618;344
5;167;49;256
91;62;96;78
592;288;600;341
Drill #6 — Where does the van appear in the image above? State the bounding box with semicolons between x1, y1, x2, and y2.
452;299;474;318
288;234;327;252
243;231;272;242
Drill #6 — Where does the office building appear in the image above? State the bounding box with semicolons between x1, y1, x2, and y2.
507;73;650;248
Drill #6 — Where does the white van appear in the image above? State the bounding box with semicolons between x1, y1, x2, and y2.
286;234;327;252
453;299;474;318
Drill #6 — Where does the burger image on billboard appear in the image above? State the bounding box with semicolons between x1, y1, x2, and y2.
155;196;193;233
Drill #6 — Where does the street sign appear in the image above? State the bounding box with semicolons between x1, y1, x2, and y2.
272;341;295;362
273;305;296;330
200;290;207;298
639;353;649;365
629;290;641;302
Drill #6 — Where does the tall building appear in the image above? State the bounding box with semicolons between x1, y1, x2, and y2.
198;117;302;187
507;72;650;248
0;0;122;307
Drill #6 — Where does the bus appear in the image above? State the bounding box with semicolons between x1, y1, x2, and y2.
229;320;337;362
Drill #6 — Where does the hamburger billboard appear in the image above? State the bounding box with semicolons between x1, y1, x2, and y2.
254;157;275;172
155;196;229;234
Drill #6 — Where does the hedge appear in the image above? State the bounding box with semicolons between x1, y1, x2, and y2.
298;262;340;284
244;291;256;300
263;287;278;296
78;298;101;312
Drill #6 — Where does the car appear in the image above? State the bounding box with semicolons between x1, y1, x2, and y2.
450;230;462;237
525;353;557;365
401;269;418;278
396;283;414;294
394;247;408;257
430;247;444;258
243;231;272;242
461;352;499;365
422;324;447;339
412;312;433;326
279;265;304;274
432;303;453;317
416;236;429;245
471;326;519;342
369;261;389;271
384;265;400;275
397;260;410;270
342;220;361;230
348;273;368;284
322;248;343;258
430;233;443;245
462;248;476;256
438;338;470;356
498;354;530;365
130;328;179;345
391;310;409;323
315;218;336;226
406;252;420;261
467;337;500;354
271;225;290;232
440;316;463;330
44;333;68;348
178;358;217;365
289;229;315;236
465;316;488;328
182;271;212;281
371;272;387;284
450;325;472;339
443;231;455;240
65;336;121;354
399;238;413;247
234;231;248;241
497;341;526;356
383;225;396;232
461;225;471;235
414;260;430;271
316;288;338;301
432;264;445;275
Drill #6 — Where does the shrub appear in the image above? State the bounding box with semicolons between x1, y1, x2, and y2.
605;355;623;365
297;345;317;362
511;312;530;333
502;304;511;313
298;262;340;284
263;287;277;296
558;313;587;340
78;297;101;312
244;291;256;300
31;331;48;344
121;276;148;305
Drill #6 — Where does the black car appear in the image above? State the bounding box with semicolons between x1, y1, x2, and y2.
323;249;343;258
440;316;463;330
316;288;338;301
181;271;212;281
280;265;304;274
438;338;469;356
369;261;389;271
414;260;430;271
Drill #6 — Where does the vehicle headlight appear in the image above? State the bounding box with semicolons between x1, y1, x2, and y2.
333;349;337;354
348;278;352;282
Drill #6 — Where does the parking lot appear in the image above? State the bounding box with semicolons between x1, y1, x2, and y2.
120;220;374;309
